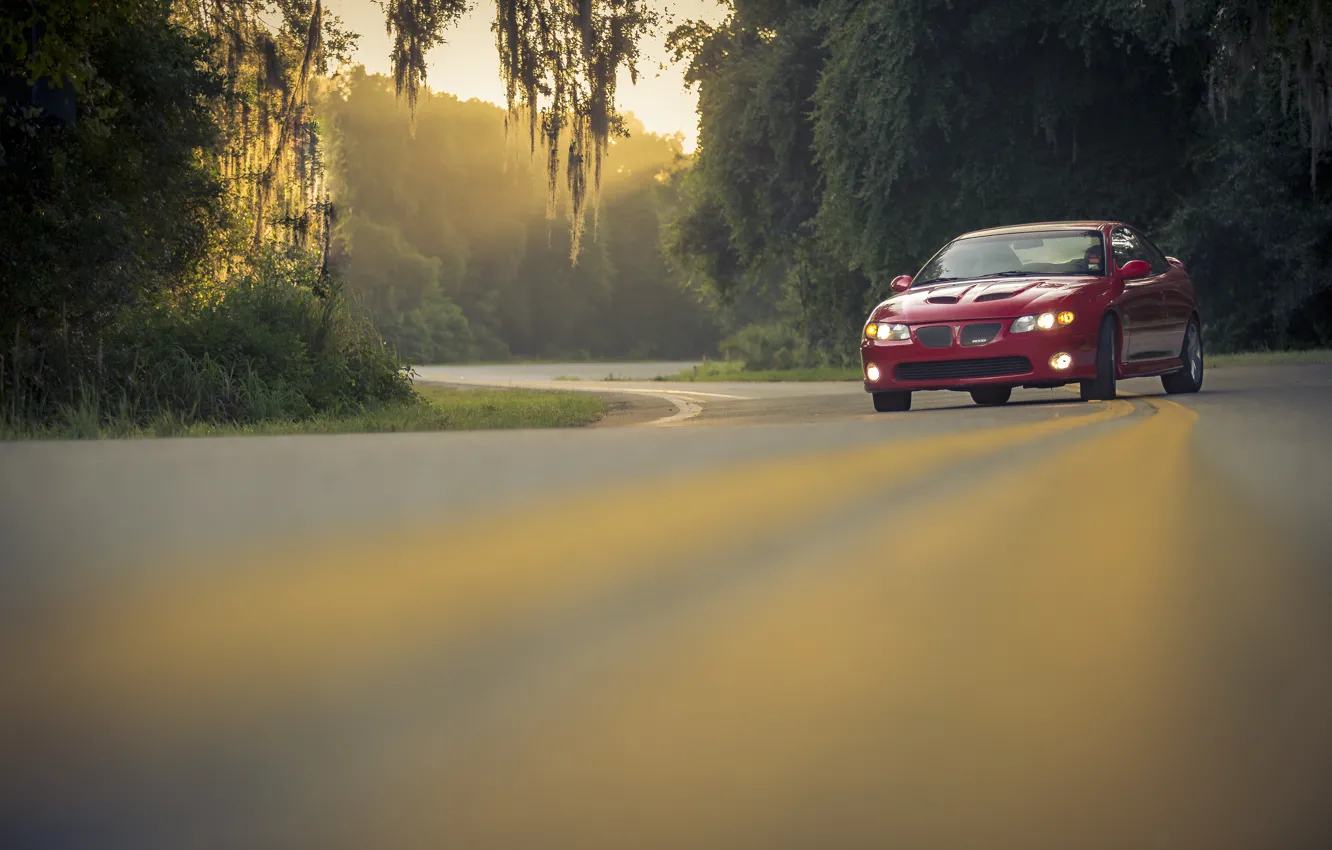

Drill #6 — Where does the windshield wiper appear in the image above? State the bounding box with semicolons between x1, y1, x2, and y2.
983;270;1037;278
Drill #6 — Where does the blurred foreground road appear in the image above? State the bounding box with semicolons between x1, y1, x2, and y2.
2;363;1331;849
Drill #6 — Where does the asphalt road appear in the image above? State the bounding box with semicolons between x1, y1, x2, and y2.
2;362;1331;849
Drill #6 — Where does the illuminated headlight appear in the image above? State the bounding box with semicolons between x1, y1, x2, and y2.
865;363;882;381
865;322;910;341
1049;352;1073;370
1013;312;1071;333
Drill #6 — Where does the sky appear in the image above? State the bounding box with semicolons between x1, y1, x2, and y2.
322;0;729;152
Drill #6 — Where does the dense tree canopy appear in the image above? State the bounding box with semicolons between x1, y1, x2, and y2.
669;0;1332;356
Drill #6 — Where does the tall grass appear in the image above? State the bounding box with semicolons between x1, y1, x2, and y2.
1;252;414;437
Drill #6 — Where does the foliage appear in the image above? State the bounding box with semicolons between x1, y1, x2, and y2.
3;249;412;430
1;2;226;417
719;322;809;371
386;0;658;259
321;69;719;363
1184;0;1332;187
654;361;862;381
1;1;417;435
0;382;604;439
176;0;358;255
670;0;1332;359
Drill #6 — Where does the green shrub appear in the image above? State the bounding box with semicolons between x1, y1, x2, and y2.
2;252;414;434
719;322;810;371
120;254;413;421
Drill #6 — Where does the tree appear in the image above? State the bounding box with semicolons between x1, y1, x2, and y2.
321;69;718;362
1;1;226;411
670;0;1332;356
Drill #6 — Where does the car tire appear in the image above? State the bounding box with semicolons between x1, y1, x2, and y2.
1080;315;1118;402
970;386;1012;406
1161;317;1204;395
872;390;912;412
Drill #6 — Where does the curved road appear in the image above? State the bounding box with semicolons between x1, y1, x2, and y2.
2;362;1331;849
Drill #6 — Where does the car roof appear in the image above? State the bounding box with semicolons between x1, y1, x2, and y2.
957;221;1118;239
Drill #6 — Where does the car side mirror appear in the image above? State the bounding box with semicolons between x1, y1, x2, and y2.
1117;259;1151;279
890;275;913;293
1166;256;1187;272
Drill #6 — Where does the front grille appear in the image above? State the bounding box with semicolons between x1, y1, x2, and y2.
975;292;1015;302
895;356;1032;381
915;325;954;348
927;295;959;304
960;322;1002;347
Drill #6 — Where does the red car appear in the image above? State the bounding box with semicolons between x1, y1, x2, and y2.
861;221;1204;412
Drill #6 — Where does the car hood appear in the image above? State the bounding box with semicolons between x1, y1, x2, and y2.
871;276;1100;324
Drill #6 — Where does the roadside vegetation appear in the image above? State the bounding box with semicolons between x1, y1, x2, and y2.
0;384;604;440
651;349;1332;382
666;1;1332;367
0;2;628;438
5;0;1330;427
655;363;861;382
1207;350;1332;369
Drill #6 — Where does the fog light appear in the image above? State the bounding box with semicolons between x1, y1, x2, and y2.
1049;352;1073;370
1057;311;1075;326
866;363;881;382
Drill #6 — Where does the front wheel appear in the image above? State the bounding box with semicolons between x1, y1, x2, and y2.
1080;315;1119;402
872;390;912;412
1161;318;1204;394
970;386;1012;406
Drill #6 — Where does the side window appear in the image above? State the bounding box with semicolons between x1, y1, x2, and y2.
1135;231;1172;275
1110;226;1151;269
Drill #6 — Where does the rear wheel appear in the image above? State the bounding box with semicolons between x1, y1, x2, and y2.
1161;317;1204;394
970;386;1012;406
872;390;912;412
1080;315;1119;402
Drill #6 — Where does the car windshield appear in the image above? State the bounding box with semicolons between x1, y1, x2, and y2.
913;230;1106;287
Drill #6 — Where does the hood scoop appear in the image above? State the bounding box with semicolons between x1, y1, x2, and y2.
926;295;960;304
975;291;1016;302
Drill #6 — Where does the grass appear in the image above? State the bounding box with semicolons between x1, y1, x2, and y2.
1208;349;1332;368
650;362;862;382
0;385;606;440
647;349;1332;382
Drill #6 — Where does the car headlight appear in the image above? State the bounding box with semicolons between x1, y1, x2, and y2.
865;322;910;341
1010;315;1037;333
1010;312;1073;333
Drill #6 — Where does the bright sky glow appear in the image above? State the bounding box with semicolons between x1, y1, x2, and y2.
322;0;729;152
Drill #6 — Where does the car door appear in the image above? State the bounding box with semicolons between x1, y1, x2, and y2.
1138;230;1191;356
1110;226;1171;366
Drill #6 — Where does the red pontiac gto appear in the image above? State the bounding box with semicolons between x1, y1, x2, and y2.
861;221;1204;412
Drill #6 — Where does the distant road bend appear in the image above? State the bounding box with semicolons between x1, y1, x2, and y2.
2;362;1331;849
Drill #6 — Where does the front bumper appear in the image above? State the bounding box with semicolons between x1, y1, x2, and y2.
861;322;1098;392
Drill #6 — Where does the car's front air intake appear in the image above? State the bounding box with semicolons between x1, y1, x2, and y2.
895;356;1033;381
915;326;954;348
975;292;1015;302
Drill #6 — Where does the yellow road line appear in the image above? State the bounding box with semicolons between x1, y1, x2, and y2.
340;398;1329;850
0;400;1133;779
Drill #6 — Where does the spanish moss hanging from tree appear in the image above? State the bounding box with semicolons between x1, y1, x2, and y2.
386;0;658;261
176;0;357;269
